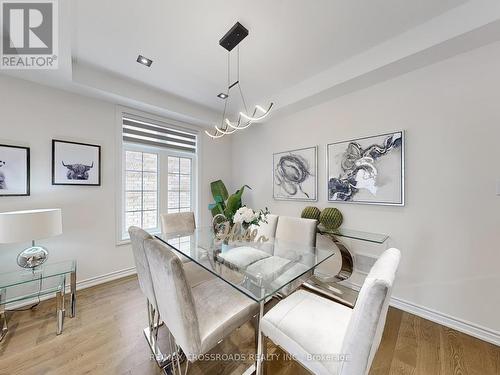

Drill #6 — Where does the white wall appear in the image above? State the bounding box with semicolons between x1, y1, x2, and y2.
232;42;500;335
0;75;232;282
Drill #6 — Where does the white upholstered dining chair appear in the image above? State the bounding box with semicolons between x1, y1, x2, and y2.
144;237;259;372
275;215;317;248
128;226;214;367
254;213;279;240
246;216;318;296
260;248;401;375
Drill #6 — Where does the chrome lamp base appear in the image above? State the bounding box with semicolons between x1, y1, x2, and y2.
17;242;49;268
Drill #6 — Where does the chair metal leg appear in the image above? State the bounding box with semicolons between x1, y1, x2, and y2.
144;300;168;367
143;299;185;370
0;288;7;342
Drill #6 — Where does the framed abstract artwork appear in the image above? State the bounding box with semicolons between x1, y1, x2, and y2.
52;140;101;186
327;131;404;205
273;146;317;201
0;144;30;196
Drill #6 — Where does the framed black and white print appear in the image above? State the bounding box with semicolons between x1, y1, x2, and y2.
0;144;30;196
52;140;101;186
327;131;404;206
273;146;317;201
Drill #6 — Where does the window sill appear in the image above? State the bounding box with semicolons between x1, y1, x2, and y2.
117;229;161;247
116;239;131;246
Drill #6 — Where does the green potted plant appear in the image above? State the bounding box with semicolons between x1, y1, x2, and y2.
208;180;269;247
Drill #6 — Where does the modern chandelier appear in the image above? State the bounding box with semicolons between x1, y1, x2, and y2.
205;22;273;139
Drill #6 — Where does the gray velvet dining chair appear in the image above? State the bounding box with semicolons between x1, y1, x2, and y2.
260;247;401;375
128;226;215;368
161;212;196;234
144;237;259;373
129;226;167;365
160;212;196;263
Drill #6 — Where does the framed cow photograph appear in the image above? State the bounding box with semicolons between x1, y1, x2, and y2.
0;144;30;196
52;140;101;186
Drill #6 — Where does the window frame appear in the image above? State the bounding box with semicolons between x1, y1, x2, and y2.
116;107;199;245
122;144;161;239
167;155;194;214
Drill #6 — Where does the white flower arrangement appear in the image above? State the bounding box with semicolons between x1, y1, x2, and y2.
232;206;269;228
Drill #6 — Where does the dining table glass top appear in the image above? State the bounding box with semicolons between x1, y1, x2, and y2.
155;227;337;303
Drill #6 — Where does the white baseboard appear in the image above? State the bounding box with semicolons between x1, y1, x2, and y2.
342;277;500;347
5;267;137;310
75;266;137;291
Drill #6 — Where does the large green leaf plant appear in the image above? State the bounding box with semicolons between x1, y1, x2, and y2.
208;180;251;224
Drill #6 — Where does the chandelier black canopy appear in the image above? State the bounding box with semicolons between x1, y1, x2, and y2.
205;22;274;139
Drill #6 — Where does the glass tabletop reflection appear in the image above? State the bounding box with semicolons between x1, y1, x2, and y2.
155;227;336;303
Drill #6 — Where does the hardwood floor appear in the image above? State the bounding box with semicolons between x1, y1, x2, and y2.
0;275;498;375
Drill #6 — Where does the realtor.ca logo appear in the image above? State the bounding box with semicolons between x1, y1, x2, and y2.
1;0;58;69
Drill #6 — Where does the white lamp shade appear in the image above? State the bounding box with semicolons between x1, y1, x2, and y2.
0;209;63;244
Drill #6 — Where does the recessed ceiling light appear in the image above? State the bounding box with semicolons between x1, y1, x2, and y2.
217;93;228;99
137;55;153;67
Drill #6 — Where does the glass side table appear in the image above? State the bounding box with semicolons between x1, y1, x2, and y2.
0;260;77;341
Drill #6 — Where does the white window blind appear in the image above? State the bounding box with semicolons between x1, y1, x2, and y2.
122;115;197;153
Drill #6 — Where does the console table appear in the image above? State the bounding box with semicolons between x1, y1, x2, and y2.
0;260;76;342
303;227;389;307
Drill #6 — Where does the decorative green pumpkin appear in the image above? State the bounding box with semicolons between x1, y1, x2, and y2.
301;206;321;221
319;207;343;230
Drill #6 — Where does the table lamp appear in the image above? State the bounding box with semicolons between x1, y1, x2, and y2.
0;209;63;268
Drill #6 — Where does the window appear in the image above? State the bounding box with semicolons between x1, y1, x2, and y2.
167;235;192;253
118;112;198;242
168;156;192;213
124;150;159;232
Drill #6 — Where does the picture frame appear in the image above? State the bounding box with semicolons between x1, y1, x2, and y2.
52;139;101;186
326;131;404;206
0;144;30;196
273;146;318;201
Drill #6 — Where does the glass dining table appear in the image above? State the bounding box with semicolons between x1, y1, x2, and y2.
155;227;337;375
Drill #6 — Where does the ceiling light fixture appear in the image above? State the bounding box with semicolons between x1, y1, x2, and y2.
137;55;153;67
205;22;273;139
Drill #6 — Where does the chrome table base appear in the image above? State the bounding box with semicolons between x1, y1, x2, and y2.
302;232;358;308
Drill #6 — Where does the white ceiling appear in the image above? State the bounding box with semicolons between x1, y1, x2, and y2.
73;0;468;113
3;0;499;126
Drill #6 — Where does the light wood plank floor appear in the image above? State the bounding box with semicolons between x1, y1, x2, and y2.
0;276;498;375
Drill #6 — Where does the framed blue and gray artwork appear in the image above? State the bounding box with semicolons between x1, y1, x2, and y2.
327;131;404;206
273;146;317;201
